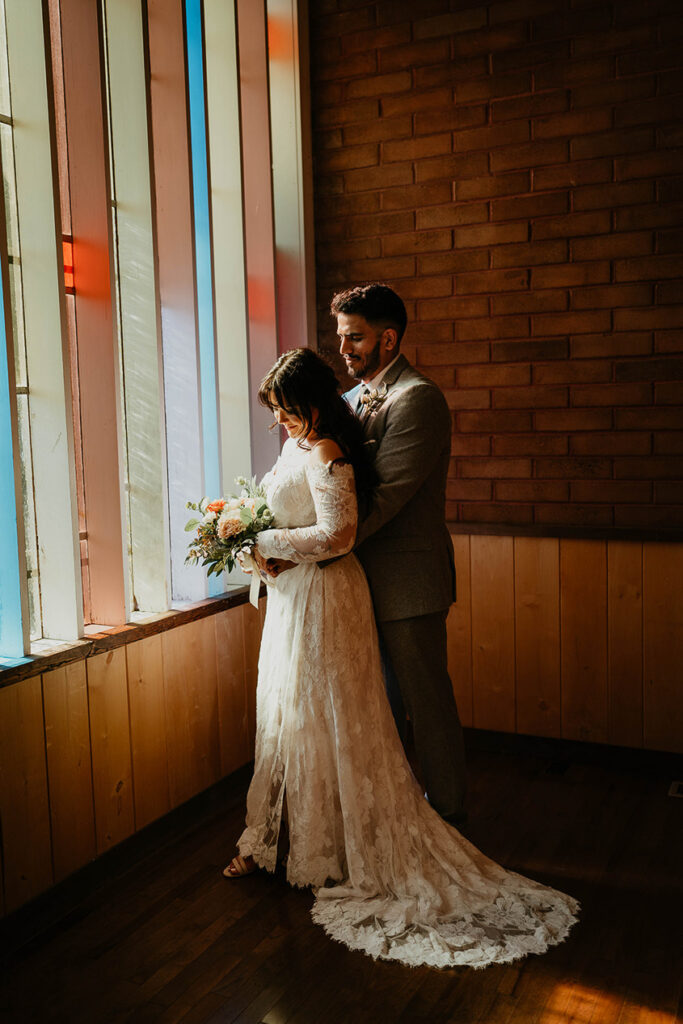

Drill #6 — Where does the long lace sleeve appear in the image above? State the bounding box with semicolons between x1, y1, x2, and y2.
256;460;357;563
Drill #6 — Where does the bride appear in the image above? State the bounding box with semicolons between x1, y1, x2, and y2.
223;347;579;970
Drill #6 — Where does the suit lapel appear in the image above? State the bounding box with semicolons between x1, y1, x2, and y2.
381;353;409;392
355;355;410;441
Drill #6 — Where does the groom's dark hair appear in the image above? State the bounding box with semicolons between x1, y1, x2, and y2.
330;283;407;344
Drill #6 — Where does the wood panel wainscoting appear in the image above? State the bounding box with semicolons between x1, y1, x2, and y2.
0;597;265;918
447;536;683;753
1;536;681;919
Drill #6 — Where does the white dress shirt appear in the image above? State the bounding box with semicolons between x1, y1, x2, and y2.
363;353;401;392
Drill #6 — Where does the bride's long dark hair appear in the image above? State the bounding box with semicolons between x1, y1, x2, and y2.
258;348;376;501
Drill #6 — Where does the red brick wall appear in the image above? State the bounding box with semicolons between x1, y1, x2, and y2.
309;0;683;531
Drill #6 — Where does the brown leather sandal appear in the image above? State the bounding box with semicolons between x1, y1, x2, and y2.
222;854;257;878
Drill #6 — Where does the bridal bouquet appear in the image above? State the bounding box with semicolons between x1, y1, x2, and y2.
185;477;274;605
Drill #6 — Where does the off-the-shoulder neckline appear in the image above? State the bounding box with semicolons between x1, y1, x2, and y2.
306;455;353;473
279;437;352;470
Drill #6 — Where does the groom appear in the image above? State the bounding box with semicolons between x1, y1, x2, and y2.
332;283;466;826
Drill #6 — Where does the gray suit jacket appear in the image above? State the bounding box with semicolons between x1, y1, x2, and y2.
345;354;456;622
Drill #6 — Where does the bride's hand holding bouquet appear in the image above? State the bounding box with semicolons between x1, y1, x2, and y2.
184;476;274;606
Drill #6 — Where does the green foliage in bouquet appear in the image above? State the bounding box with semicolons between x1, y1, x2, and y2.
185;476;274;577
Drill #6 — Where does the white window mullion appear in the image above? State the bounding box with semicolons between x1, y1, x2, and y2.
103;0;170;614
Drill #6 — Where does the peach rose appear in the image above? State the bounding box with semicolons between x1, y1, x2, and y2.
217;513;243;540
206;499;226;513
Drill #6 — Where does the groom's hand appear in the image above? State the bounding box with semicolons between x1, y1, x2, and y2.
264;557;296;577
251;549;295;578
252;549;272;576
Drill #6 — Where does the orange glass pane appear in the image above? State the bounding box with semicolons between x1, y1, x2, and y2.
62;238;74;291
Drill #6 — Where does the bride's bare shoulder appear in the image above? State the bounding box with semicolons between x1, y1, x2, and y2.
308;437;346;466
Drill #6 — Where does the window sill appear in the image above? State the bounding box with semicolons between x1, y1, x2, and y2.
0;584;258;690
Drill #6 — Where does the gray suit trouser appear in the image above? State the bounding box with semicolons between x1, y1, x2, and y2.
378;610;466;819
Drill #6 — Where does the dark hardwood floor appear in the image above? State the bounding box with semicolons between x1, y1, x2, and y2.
1;731;682;1024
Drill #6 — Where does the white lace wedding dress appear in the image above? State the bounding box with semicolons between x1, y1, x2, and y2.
236;437;579;969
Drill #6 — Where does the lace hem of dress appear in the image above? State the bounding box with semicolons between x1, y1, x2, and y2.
310;888;580;970
240;823;579;970
239;829;346;891
238;828;279;875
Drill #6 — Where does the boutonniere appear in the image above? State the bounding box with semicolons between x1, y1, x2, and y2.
360;382;388;415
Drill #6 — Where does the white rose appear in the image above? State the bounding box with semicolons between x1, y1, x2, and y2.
219;509;242;524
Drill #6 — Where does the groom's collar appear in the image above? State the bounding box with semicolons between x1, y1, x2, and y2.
375;352;409;390
344;353;409;401
363;353;402;393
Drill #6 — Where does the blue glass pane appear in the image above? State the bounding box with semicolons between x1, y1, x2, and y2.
185;0;222;597
0;259;25;657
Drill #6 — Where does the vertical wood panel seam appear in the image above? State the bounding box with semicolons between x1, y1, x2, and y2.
159;628;174;811
603;539;608;738
84;658;100;848
39;674;56;883
467;535;474;728
558;539;564;740
512;536;517;735
556;538;561;739
639;540;644;749
610;544;614;745
124;648;138;833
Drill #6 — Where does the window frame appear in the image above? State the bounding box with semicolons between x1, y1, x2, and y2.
0;0;316;657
